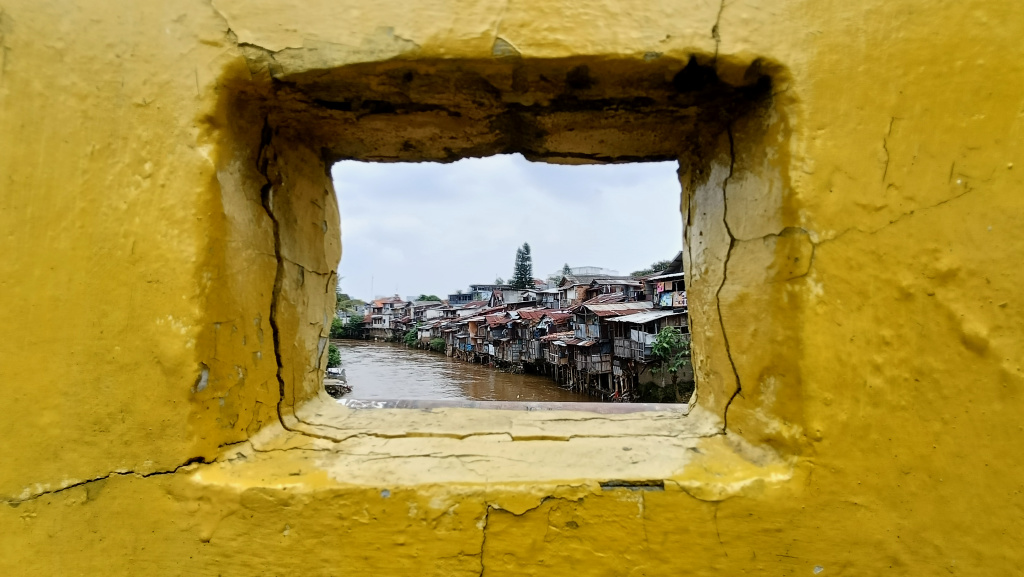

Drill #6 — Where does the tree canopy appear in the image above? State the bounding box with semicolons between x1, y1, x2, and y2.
335;292;365;312
511;242;534;289
630;259;673;278
416;294;442;301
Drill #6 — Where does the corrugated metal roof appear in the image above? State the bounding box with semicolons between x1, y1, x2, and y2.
605;310;685;324
580;293;626;305
582;302;654;317
647;272;686;281
485;314;511;327
540;331;575;343
559;274;637;287
590;279;642;286
577;340;597;347
516;308;569;321
542;311;572;323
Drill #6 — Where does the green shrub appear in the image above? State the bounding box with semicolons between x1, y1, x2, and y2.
330;317;345;338
403;328;418;346
327;343;341;368
650;326;691;375
428;338;446;353
639;326;694;403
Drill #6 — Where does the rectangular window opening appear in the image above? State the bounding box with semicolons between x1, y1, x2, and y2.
265;55;775;423
326;154;694;408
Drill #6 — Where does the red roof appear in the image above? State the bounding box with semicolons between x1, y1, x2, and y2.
485;313;511;327
371;296;405;307
581;293;625;305
516;308;553;321
543;311;572;323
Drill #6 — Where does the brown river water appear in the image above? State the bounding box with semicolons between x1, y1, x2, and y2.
334;340;596;402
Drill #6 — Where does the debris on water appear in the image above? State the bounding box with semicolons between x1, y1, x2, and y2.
325;380;352;398
325;367;351;398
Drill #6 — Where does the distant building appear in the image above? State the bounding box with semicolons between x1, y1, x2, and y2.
555;274;638;309
638;252;685;310
469;283;513;302
570;266;620;276
447;292;473;305
368;295;406;340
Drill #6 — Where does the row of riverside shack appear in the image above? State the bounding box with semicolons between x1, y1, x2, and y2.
352;254;692;402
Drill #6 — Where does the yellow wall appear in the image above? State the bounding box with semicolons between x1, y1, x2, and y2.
1;0;1022;574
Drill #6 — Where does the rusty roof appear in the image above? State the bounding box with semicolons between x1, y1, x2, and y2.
581;293;626;305
541;311;572;323
540;330;575;342
485;313;511;327
581;301;654;317
515;308;562;321
371;296;405;307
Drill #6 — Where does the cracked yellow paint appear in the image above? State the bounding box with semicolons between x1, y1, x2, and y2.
2;0;1023;574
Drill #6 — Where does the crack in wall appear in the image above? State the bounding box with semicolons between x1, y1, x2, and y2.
255;117;292;437
252;122;368;446
716;125;743;433
817;184;976;248
711;0;726;60
881;116;898;182
478;504;492;577
276;417;725;444
3;457;210;506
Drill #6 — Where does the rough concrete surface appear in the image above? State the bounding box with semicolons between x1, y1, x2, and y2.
1;0;1022;574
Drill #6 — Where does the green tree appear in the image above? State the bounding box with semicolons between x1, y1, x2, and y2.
331;315;364;339
327;343;341;368
649;327;691;375
494;276;505;285
416;294;442;301
428;338;446;352
511;242;534;289
343;315;364;338
330;317;345;338
562;263;572;275
640;326;694;403
630;259;673;278
335;291;365;312
403;327;418;346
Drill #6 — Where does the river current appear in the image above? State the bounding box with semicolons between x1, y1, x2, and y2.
334;340;596;402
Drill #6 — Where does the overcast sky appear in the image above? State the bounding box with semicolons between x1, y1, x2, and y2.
331;155;682;301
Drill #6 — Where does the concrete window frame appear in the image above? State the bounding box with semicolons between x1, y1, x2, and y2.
200;53;804;491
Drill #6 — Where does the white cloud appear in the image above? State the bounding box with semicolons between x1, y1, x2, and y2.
332;155;682;300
